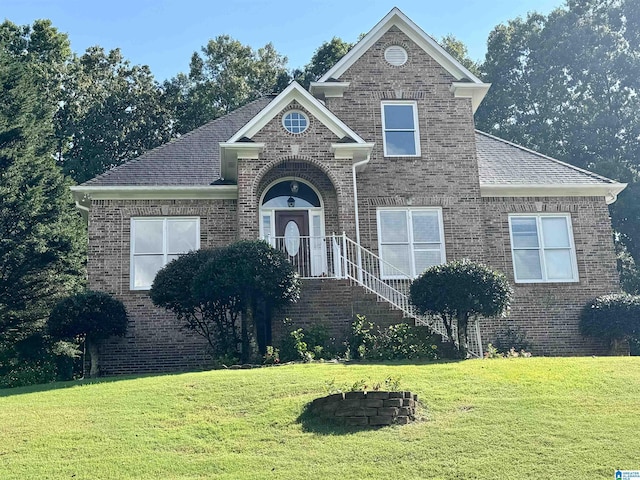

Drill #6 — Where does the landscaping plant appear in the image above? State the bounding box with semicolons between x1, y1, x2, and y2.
580;293;640;353
410;259;512;358
48;290;128;377
151;240;300;363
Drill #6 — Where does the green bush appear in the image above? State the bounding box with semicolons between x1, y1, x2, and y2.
410;259;512;358
152;241;300;363
348;315;440;361
580;293;640;352
278;322;341;362
0;335;59;389
48;290;128;377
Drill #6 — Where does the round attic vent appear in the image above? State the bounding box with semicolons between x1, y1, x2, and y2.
384;45;408;66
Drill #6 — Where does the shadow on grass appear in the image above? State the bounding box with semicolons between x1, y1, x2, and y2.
0;370;190;398
296;401;370;436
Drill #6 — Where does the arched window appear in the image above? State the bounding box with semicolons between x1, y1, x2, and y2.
262;180;320;208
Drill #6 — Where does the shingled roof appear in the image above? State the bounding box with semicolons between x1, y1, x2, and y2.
475;130;618;186
80;96;619;191
82;96;275;187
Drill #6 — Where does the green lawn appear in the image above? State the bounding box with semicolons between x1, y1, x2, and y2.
0;357;639;479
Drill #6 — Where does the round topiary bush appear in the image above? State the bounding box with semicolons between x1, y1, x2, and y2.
580;293;640;353
410;259;512;358
48;290;128;377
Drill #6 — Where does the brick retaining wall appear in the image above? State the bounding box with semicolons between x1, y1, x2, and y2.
308;390;418;427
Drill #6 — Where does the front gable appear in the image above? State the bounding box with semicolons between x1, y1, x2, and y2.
311;7;490;112
219;82;374;181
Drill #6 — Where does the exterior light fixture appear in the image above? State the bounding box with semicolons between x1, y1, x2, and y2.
290;180;299;194
287;196;295;208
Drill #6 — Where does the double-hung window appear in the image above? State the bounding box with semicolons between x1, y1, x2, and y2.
381;101;420;157
508;214;578;283
377;208;445;278
130;217;200;290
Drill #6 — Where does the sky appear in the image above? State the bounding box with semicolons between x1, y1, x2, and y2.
4;0;566;82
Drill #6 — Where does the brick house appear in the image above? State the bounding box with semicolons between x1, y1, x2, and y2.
72;8;626;373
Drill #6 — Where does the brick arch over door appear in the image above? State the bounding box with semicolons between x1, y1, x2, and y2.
255;158;341;235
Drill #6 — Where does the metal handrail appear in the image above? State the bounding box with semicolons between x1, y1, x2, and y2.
267;232;483;357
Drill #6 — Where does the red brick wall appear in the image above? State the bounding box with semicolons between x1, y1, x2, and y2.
85;25;622;373
88;199;238;374
479;196;619;355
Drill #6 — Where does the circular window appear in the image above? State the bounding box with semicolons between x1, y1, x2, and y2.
384;45;408;66
282;111;308;134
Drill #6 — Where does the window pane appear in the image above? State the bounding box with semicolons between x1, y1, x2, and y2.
541;217;570;248
133;220;163;254
414;249;442;275
545;249;574;280
412;212;440;243
167;220;198;254
381;244;411;276
511;218;539;248
384;104;415;129
379;210;408;243
133;255;164;288
513;249;543;280
262;215;271;241
384;131;417;156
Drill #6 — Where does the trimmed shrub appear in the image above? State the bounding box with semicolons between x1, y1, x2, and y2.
410;259;512;358
151;241;300;363
580;293;640;353
48;291;128;377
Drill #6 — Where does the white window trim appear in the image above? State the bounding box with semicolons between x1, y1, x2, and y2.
508;213;579;284
282;110;309;135
381;100;421;157
130;217;200;290
377;207;446;279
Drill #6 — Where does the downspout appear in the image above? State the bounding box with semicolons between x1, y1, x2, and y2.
352;157;369;247
74;199;90;224
352;157;369;283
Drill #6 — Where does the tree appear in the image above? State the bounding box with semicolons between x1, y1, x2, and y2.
439;34;481;77
293;37;354;88
56;47;174;183
150;249;242;359
410;260;512;358
0;20;86;379
580;293;640;354
48;291;128;377
475;0;640;271
151;241;300;363
192;241;300;362
164;36;290;134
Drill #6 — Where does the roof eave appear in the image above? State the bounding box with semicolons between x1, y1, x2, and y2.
451;83;491;113
71;184;238;204
480;183;628;204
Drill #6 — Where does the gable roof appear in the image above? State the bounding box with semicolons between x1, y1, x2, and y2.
81;96;275;187
219;82;374;180
318;7;481;83
315;7;490;112
226;82;367;143
476;130;626;203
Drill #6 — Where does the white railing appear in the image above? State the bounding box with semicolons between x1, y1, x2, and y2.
268;232;483;358
266;235;342;278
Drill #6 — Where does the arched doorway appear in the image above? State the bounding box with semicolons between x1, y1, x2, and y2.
259;177;326;277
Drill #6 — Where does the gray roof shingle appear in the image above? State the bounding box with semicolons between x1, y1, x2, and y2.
81;97;618;189
475;130;617;186
82;96;275;186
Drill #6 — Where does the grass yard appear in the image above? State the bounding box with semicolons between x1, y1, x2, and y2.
0;357;639;479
